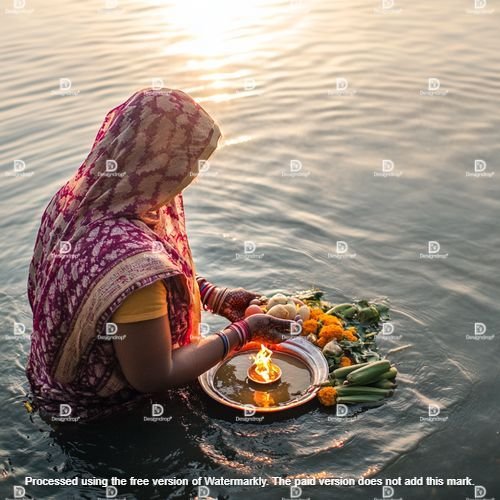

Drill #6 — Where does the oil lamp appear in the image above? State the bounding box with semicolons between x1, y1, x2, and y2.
247;344;282;384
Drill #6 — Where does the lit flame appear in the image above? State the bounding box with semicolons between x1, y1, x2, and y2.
251;344;280;382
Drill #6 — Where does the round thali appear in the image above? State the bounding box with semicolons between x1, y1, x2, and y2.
198;337;328;413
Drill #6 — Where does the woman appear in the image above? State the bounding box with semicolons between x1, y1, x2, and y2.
27;88;298;422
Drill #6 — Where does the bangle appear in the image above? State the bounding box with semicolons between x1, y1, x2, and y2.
213;287;230;315
215;331;229;359
227;320;250;351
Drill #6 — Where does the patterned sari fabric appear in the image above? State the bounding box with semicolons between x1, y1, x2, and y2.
26;88;221;421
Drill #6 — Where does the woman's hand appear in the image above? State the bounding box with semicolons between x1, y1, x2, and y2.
219;287;262;322
244;314;297;344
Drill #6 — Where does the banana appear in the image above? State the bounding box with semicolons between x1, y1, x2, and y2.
346;360;391;385
334;385;392;397
377;367;398;380
333;362;369;379
337;394;386;404
371;380;396;390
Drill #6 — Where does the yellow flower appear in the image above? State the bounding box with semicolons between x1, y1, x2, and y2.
339;356;352;367
317;386;337;406
302;319;319;335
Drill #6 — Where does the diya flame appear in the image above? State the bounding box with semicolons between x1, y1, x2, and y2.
251;344;281;383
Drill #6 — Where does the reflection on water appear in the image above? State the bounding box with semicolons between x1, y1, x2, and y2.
1;0;499;498
214;351;311;406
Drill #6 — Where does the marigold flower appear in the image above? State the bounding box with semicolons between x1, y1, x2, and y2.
319;324;344;341
319;314;343;326
309;308;324;320
339;356;352;367
341;330;358;342
302;319;319;335
317;386;337;406
316;336;328;348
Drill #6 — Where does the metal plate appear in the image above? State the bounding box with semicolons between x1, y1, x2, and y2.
198;337;329;412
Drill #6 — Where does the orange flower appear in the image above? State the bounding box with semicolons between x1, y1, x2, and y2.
341;330;358;342
302;319;319;335
319;314;343;327
309;308;324;320
319;324;344;341
317;386;337;406
339;356;352;367
316;336;328;348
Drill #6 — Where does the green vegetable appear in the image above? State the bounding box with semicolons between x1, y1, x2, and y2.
346;360;391;385
372;380;397;389
377;367;398;380
357;306;380;323
332;362;370;379
334;385;392;397
337;394;386;404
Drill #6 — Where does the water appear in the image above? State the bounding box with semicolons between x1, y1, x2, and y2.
1;0;499;498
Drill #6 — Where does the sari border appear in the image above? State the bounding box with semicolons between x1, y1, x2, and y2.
53;251;183;384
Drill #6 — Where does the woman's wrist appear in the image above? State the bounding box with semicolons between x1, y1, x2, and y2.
224;319;251;351
215;320;250;361
197;276;229;315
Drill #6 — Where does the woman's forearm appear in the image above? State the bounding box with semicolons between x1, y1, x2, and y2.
114;309;250;394
162;326;240;388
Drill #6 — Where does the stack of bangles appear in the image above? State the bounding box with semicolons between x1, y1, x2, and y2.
215;320;251;359
197;276;229;315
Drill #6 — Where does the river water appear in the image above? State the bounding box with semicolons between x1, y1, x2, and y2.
1;0;499;499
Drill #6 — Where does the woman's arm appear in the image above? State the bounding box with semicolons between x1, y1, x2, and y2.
113;312;296;394
113;314;241;393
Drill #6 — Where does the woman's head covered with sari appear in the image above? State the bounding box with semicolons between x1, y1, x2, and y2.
27;89;221;419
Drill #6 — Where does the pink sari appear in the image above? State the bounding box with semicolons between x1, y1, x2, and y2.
26;88;221;421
